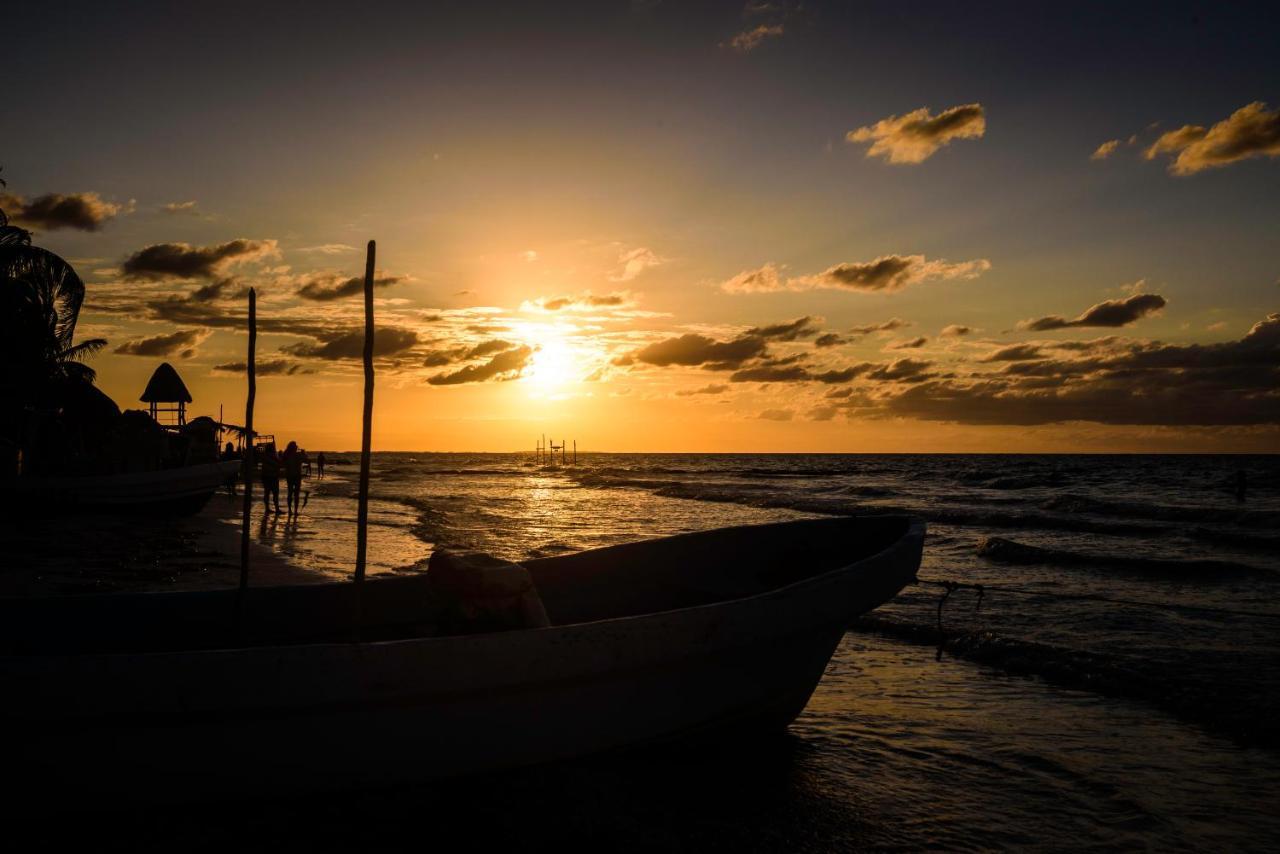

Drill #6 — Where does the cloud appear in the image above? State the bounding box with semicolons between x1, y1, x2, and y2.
189;278;250;302
790;255;990;294
1144;102;1280;175
1;191;124;231
807;406;838;421
757;408;793;421
939;324;972;337
296;272;405;301
283;327;419;360
427;345;535;385
1091;140;1121;161
851;318;911;335
886;313;1280;426
676;383;729;396
722;256;988;295
631;333;768;369
846;104;985;164
212;359;315;376
888;336;928;350
526;291;631;312
299;243;359;255
121;239;278;280
1021;293;1167;331
611;247;664;282
982;344;1045;362
162;200;199;215
814;333;846;348
720;264;783;294
724;24;784;52
746;316;820;341
866;358;934;383
113;328;209;358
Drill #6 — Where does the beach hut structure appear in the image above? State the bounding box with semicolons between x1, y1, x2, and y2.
140;362;193;426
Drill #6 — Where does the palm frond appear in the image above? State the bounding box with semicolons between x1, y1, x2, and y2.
60;338;108;362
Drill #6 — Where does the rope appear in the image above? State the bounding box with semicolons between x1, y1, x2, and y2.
915;578;1280;621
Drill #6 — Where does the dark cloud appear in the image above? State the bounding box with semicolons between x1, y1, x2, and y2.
1145;102;1280;175
746;316;820;341
0;191;123;231
886;314;1280;426
889;336;928;350
730;364;813;383
532;292;629;311
632;333;768;369
114;328;208;357
296;273;405;301
190;278;250;302
213;360;314;376
283;327;419;360
121;239;277;280
789;256;989;294
675;383;730;396
814;333;846;348
866;358;934;383
983;344;1045;362
851;318;910;335
1022;293;1167;331
847;103;986;164
427;345;535;385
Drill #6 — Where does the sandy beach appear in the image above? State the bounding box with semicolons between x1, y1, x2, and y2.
0;491;323;597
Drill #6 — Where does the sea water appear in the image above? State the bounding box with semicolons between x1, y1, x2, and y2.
206;453;1280;849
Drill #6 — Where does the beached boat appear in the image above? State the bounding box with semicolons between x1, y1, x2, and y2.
0;459;241;514
1;514;923;801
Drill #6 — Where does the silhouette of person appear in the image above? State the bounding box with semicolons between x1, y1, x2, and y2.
221;441;240;496
260;442;282;514
317;452;326;480
283;440;304;516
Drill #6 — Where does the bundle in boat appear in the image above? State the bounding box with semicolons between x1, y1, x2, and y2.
428;549;551;634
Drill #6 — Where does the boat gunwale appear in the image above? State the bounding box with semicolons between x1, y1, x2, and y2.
0;515;924;663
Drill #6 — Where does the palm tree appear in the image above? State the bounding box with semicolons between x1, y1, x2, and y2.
1;178;107;408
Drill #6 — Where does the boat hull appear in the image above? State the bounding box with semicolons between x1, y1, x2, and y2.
3;517;924;799
0;460;240;514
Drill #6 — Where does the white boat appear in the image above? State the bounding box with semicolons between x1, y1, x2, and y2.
1;515;924;801
0;459;240;514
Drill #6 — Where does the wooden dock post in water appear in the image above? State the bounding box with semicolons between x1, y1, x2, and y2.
352;240;376;638
239;288;257;597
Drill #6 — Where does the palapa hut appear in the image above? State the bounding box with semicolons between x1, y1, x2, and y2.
140;362;193;426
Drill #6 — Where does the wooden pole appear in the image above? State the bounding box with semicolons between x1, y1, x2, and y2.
353;240;376;639
238;289;257;608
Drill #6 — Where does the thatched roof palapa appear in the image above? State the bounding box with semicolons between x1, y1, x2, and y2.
139;362;193;403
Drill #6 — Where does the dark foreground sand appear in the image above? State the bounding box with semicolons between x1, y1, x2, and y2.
0;492;323;597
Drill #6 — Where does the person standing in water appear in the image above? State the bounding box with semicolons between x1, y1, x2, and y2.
283;441;305;516
260;442;282;514
316;452;326;480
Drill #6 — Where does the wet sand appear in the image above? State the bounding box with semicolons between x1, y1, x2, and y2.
0;491;324;597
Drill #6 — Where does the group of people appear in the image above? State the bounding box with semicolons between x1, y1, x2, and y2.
222;440;327;516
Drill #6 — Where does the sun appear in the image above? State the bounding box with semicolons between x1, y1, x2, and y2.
525;335;575;390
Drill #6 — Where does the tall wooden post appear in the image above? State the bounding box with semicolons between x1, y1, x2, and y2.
239;286;256;594
353;240;376;639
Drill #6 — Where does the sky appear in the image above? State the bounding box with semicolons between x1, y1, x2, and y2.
4;0;1278;451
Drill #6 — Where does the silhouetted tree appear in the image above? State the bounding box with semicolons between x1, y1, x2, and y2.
1;172;107;408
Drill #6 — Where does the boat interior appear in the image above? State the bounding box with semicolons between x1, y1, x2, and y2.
0;516;912;655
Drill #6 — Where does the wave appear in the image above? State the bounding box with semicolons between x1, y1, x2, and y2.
976;536;1273;581
850;614;1279;748
1044;493;1280;529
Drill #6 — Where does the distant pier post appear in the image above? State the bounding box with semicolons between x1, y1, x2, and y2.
238;289;257;622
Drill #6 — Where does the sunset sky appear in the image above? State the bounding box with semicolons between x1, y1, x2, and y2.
5;1;1278;451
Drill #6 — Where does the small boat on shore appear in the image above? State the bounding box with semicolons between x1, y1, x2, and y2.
1;515;923;801
0;459;241;514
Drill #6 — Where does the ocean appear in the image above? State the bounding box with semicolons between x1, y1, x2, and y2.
193;452;1280;851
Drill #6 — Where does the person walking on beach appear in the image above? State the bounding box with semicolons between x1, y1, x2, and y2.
260;442;282;514
221;441;240;496
316;452;326;480
283;441;305;516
